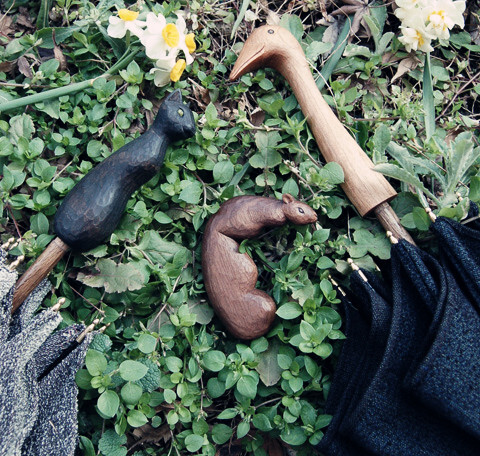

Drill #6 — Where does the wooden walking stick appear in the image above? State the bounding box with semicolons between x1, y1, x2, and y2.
12;90;195;312
229;25;414;244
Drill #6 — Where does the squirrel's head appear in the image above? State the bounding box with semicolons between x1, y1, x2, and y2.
282;194;317;225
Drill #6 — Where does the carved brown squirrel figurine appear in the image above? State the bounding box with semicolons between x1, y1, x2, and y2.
202;194;318;339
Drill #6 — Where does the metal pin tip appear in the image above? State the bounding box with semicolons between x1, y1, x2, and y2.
57;297;66;305
99;323;111;333
347;258;359;270
386;231;398;244
425;207;437;222
8;255;25;271
9;241;19;250
51;302;62;312
1;237;15;249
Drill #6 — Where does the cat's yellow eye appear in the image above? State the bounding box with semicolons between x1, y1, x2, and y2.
177;108;184;117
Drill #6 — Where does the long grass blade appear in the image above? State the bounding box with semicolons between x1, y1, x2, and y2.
423;52;435;139
316;15;353;91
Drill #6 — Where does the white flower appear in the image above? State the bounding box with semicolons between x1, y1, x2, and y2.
175;15;196;65
395;0;425;28
150;55;187;87
107;9;146;39
424;0;466;39
399;23;434;52
141;13;170;59
141;13;195;64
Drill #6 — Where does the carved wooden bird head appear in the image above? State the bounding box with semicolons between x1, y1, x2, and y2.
229;25;302;80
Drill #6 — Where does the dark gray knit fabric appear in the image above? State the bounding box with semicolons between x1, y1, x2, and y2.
341;242;479;455
318;241;480;455
0;248;91;456
403;205;480;440
318;271;392;456
431;204;480;308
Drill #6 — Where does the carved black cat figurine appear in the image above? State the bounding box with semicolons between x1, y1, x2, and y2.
54;89;195;251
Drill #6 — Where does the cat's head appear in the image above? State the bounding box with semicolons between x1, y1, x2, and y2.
153;89;196;141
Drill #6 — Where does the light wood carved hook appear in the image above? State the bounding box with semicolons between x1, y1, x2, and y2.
230;25;414;244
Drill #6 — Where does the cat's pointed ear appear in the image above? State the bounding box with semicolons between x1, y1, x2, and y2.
165;89;182;103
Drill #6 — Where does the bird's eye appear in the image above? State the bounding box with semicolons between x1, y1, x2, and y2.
178;109;184;117
298;207;305;214
268;29;274;34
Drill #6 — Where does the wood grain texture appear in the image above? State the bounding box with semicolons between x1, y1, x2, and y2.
12;237;69;313
229;25;397;217
54;90;195;251
202;194;317;339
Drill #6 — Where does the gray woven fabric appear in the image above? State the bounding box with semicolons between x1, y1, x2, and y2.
0;308;62;456
22;326;93;456
0;247;91;456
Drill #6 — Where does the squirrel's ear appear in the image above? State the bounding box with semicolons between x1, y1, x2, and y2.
282;193;294;204
165;89;182;103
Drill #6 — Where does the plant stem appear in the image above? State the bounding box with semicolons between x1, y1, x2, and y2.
0;47;139;114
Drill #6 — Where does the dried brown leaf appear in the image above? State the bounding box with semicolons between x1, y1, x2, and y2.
17;56;32;78
391;56;420;83
0;15;14;40
132;423;172;445
263;436;284;456
0;60;16;72
16;8;35;29
52;30;68;72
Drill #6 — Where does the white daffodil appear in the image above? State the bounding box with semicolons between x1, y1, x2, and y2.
107;9;146;39
141;13;170;59
399;22;435;53
141;13;196;64
424;0;466;40
150;55;187;87
176;15;196;65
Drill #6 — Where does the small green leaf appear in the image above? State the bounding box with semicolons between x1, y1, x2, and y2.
97;390;120;418
276;302;303;320
127;410;148;427
203;350;226;372
252;413;273;431
236;374;258;399
213;160;234;183
120;382;143;405
212;424;233;444
166;356;183;373
237;421;250;439
217;408;238;420
185;434;204;452
85;350;107;376
281;426;307;446
137;334;157;354
119;360;149;381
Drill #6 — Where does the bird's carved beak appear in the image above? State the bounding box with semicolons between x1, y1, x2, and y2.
229;39;266;80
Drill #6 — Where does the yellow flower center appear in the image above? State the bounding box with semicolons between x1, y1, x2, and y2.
429;10;447;30
162;24;180;48
185;33;196;53
170;59;186;82
416;31;424;46
118;9;139;22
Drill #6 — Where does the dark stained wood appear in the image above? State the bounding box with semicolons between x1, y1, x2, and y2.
12;237;69;313
202;194;317;340
12;90;196;310
229;25;414;243
54;89;195;251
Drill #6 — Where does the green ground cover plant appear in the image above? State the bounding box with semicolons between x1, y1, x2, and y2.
1;1;479;455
